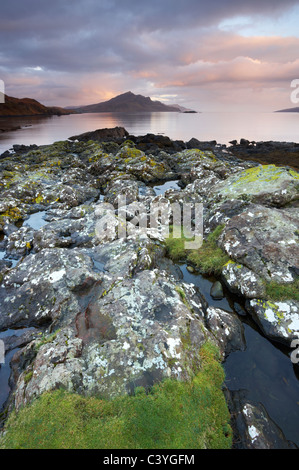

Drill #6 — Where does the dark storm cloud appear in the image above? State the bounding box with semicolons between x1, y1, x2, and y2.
1;0;298;74
1;0;299;110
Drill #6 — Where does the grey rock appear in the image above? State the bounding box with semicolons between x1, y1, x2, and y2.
219;205;298;283
226;390;297;449
210;280;224;300
205;307;246;356
245;299;299;346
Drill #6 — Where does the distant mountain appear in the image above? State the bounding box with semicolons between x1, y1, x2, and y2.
73;91;195;113
170;104;198;113
0;94;75;117
275;107;299;113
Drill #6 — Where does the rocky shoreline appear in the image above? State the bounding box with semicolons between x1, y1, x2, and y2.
0;127;298;449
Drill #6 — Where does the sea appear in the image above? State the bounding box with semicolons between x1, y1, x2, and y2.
0;110;299;153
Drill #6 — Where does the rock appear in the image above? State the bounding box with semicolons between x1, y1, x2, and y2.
3;223;18;237
11;270;216;409
228;140;299;171
69;126;129;143
13;328;84;410
205;307;246;356
0;247;103;330
186;265;195;273
219;205;299;283
210;281;224;300
1;131;298;449
226;390;297;449
221;261;266;299
3;329;38;354
214;164;299;207
245;299;299;346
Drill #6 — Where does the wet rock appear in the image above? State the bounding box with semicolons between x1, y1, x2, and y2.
205;307;246;356
226;390;297;449
3;329;38;354
221;261;266;299
210;281;224;300
186;265;195;273
69;126;129;143
245;299;299;346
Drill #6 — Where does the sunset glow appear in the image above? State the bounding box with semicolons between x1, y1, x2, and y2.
1;0;299;111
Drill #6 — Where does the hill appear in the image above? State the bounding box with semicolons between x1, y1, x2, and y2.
0;94;75;117
275;107;299;113
74;91;192;113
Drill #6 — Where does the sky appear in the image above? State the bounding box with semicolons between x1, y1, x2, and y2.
1;0;299;111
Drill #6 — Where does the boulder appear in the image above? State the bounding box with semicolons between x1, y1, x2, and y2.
219;205;299;283
205;307;245;356
210;280;224;300
69;126;129;143
226;390;297;449
245;299;299;346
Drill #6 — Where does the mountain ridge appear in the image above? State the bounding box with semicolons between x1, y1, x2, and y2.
73;91;196;113
275;107;299;113
0;94;75;117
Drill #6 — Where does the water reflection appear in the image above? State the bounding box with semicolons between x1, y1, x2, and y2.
224;324;299;447
24;211;47;230
179;262;299;447
1;111;299;154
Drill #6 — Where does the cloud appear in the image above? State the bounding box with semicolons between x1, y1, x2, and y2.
1;0;299;109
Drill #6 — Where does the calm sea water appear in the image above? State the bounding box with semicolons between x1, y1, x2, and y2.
0;111;299;153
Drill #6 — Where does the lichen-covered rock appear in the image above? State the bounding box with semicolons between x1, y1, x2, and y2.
245;299;299;346
1;134;298;449
205;307;245;356
219;205;299;283
222;261;266;299
215;164;299;206
13;328;84;410
0;247;103;330
226;390;297;449
11;268;217;409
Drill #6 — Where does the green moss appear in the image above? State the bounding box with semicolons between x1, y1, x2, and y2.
175;286;191;311
121;140;135;148
24;371;33;384
0;342;232;450
165;224;230;275
180;149;217;162
35;329;61;352
118;146;144;160
264;279;299;301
